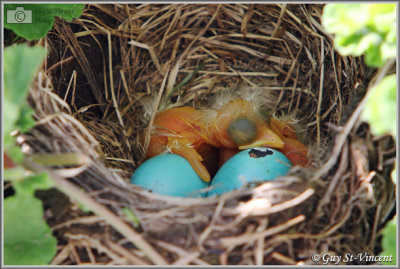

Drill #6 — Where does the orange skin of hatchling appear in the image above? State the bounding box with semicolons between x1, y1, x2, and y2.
147;99;308;182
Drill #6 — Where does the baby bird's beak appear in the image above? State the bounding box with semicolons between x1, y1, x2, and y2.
238;124;284;150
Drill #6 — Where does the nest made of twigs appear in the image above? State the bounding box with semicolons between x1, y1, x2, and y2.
14;4;396;265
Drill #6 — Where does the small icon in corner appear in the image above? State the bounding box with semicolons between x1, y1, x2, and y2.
7;7;32;24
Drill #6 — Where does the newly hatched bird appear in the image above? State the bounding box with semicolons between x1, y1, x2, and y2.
146;89;308;182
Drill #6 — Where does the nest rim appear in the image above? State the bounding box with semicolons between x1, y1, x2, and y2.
15;3;396;265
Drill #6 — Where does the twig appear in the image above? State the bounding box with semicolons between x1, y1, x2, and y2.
143;70;169;154
128;39;164;75
316;143;349;215
156;240;210;265
105;240;150;265
23;158;167;265
53;20;105;113
119;70;133;104
277;4;323;38
321;207;352;236
165;61;204;101
311;59;395;181
225;188;314;217
69;242;81;264
51;244;71;265
30;152;88;166
198;198;226;251
165;5;221;97
330;47;342;116
271;252;297;265
316;37;325;148
180;69;278;77
255;218;268;265
66;233;126;264
172;252;200;265
108;31;124;128
368;204;381;250
62;70;76;113
51;216;103;231
218;215;305;248
271;4;287;37
46;55;74;74
85;244;96;264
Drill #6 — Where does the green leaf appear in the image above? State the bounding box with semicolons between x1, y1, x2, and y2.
4;171;56;265
5;144;25;165
78;188;92;213
3;36;58;268
4;44;47;105
322;4;369;37
4;166;26;181
15;105;36;133
355;33;381;56
322;4;396;67
4;192;57;265
362;74;396;137
4;4;85;40
364;41;384;67
381;39;396;61
3;98;20;144
4;44;47;164
381;219;396;265
13;172;54;194
122;207;140;228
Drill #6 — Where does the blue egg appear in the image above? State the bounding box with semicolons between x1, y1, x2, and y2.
207;148;292;196
131;153;208;197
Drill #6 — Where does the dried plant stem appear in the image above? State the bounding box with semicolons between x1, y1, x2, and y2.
30;152;88;166
46;55;74;74
108;32;124;128
105;240;150;265
271;252;297;265
225;188;315;217
51;216;103;231
219;215;305;248
128;39;164;75
156;241;210;265
316;143;349;215
63;70;77;110
143;71;169;153
51;244;71;265
316;37;325;147
53;21;105;112
271;4;287;37
368;204;382;250
172;252;201;265
65;233;125;264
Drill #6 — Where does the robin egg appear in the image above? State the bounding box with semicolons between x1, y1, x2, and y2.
131;154;209;197
207;148;292;196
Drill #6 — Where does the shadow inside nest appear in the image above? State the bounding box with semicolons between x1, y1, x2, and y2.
19;3;396;265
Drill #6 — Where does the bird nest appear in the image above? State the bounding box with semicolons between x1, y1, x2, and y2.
18;4;396;265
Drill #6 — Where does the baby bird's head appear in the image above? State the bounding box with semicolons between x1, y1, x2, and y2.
201;97;284;150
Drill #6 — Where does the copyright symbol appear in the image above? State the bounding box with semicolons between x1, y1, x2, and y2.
311;254;320;263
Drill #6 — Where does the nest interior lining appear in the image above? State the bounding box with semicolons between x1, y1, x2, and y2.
17;3;396;265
